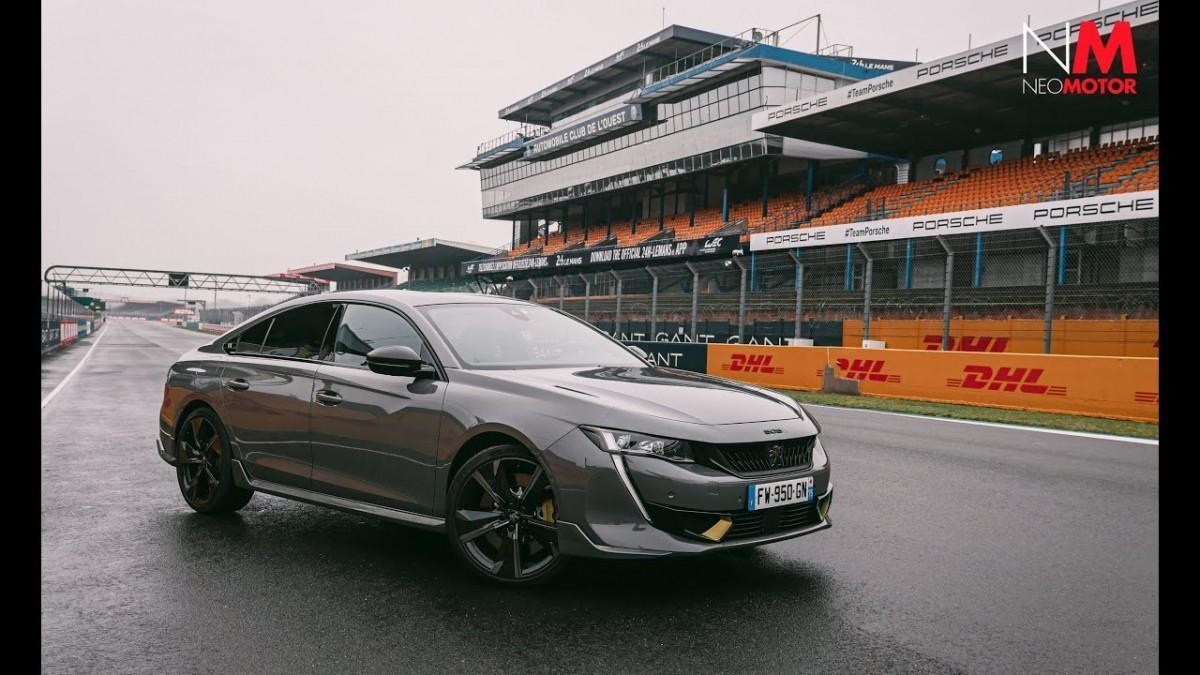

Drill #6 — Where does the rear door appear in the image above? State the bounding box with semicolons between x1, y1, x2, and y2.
309;302;447;514
220;302;340;489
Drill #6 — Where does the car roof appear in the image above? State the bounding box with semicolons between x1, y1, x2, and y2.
291;289;527;312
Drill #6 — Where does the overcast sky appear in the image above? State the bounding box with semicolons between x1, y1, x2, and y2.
43;0;1093;300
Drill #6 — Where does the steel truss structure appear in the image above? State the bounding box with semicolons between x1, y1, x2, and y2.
43;265;323;295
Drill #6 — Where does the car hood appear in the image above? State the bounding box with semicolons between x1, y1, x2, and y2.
478;365;802;425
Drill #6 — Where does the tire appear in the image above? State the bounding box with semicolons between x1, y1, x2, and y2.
446;444;567;585
174;407;254;514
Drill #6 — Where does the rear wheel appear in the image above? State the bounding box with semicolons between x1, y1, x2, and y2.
446;445;566;585
175;408;254;514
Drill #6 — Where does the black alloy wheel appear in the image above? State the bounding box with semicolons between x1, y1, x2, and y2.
175;408;254;514
447;446;565;584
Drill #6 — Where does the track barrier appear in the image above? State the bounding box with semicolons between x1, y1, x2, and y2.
627;341;1158;423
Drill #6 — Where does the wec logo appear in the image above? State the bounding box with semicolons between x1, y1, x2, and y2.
946;365;1067;396
722;353;782;374
1022;19;1138;96
833;358;900;383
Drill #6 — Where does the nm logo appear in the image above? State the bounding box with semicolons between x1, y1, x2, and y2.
946;365;1066;396
833;358;900;383
722;353;781;374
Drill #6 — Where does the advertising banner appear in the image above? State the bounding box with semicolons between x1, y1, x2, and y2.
823;347;1158;422
524;105;644;159
625;340;708;372
464;235;741;276
750;191;1158;252
703;343;1159;422
705;344;826;391
842;318;1158;357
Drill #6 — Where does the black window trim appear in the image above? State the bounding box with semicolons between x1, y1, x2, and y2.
318;300;447;380
221;301;341;364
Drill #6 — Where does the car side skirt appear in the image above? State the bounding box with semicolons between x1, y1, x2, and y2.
231;459;446;532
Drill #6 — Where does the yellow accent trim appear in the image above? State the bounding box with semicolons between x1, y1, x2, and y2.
700;516;732;542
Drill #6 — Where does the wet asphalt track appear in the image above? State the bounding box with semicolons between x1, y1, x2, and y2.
41;319;1158;674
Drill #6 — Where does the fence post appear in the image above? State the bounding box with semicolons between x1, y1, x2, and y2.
1037;227;1057;354
936;236;954;351
609;271;623;339
685;261;700;341
555;275;565;309
579;274;591;322
788;249;804;340
647;267;659;339
733;256;748;341
527;279;537;303
857;243;873;342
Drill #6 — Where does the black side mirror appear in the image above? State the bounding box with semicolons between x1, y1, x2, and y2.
222;340;236;354
366;345;431;377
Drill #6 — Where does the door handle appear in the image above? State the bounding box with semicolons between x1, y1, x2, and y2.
314;390;343;406
224;378;250;392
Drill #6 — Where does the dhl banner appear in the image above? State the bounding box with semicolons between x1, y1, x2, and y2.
842;319;1158;357
705;343;1158;422
707;344;826;391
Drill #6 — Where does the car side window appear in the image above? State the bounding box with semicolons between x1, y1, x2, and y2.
232;319;271;354
259;303;340;360
330;304;430;367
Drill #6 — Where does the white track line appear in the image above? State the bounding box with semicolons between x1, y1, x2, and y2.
801;402;1158;445
41;325;108;410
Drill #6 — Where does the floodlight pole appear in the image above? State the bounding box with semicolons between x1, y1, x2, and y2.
579;274;592;322
609;271;623;339
788;249;804;341
936;236;954;351
733;256;748;341
684;262;700;341
857;244;874;341
647;267;660;339
1037;227;1058;354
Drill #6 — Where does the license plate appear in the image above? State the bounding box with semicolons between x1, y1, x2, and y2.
747;477;814;511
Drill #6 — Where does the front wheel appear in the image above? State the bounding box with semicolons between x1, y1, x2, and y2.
446;445;567;585
174;408;254;514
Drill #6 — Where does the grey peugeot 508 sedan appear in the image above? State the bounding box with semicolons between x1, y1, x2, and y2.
157;290;832;584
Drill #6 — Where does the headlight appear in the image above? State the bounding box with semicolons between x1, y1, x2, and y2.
581;426;694;463
812;437;829;468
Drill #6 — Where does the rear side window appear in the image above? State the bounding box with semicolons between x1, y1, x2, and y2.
259;304;340;359
330;304;429;367
232;320;271;354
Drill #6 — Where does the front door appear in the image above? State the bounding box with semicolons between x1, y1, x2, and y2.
308;303;446;514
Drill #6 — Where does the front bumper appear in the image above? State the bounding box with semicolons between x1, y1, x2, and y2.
541;428;833;559
156;429;179;466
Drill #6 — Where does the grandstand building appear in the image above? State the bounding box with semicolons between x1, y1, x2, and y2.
459;2;1158;356
347;238;499;292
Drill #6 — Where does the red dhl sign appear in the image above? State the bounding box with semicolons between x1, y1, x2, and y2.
946;365;1066;396
721;353;783;374
922;335;1010;352
833;358;900;383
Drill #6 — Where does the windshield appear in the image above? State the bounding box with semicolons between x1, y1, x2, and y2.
421;303;645;369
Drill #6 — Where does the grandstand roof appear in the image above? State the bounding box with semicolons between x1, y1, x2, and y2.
499;25;733;125
286;261;400;284
753;2;1159;157
346;238;500;269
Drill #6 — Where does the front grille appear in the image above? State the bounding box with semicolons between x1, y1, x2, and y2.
645;500;823;543
727;502;821;541
703;436;815;475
